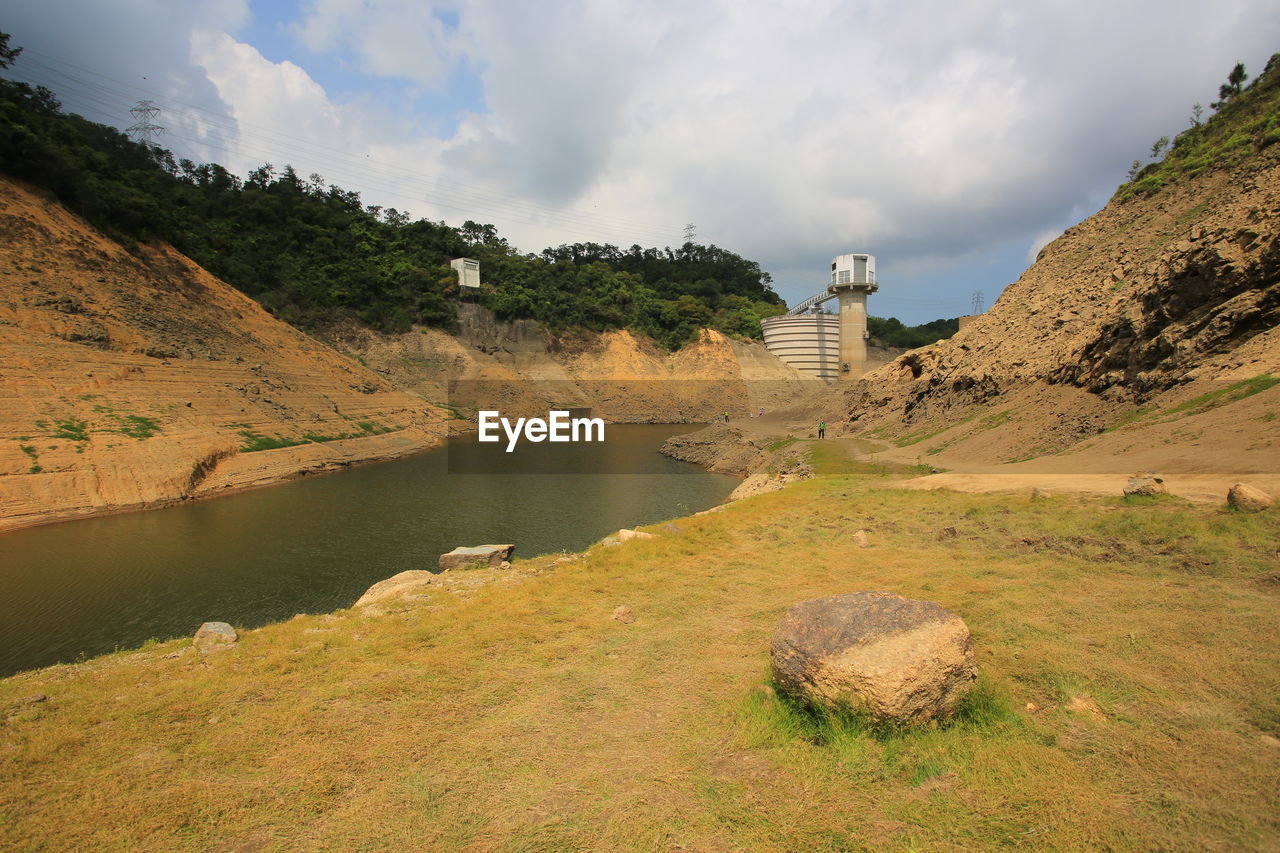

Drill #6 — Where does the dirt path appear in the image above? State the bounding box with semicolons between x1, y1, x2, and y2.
727;408;1278;505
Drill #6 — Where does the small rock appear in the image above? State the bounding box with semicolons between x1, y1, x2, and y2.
612;605;635;624
1124;472;1167;497
694;505;725;516
661;523;683;534
616;528;655;542
499;560;512;569
937;526;958;541
439;544;515;571
1025;701;1040;713
771;591;977;723
1030;487;1052;500
851;529;871;548
193;622;237;652
1227;482;1273;513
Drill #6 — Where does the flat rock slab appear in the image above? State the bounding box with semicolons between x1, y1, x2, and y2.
1124;472;1167;497
771;591;977;723
355;570;435;607
439;544;515;571
193;621;237;652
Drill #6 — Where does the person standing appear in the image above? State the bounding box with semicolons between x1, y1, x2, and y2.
818;420;825;439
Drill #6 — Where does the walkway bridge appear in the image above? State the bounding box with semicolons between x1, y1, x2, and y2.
786;288;839;315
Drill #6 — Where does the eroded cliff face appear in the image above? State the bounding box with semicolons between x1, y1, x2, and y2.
0;178;819;531
0;179;446;532
324;305;823;424
823;143;1280;473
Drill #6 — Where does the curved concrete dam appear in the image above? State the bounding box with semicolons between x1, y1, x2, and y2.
760;314;840;381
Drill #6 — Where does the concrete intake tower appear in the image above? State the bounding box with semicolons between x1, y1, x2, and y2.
760;253;879;381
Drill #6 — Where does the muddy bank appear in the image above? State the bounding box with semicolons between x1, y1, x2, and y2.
660;422;813;501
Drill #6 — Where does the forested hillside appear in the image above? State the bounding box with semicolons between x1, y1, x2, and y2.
0;33;786;349
0;32;963;351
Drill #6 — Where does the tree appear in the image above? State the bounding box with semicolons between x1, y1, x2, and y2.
0;32;21;70
1212;62;1248;109
1189;102;1203;127
1149;136;1170;160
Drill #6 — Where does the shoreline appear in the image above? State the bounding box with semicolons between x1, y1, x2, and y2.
0;418;753;537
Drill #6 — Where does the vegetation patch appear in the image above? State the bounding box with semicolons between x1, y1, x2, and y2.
1106;406;1158;431
239;420;401;451
767;436;799;452
237;429;305;453
1159;373;1277;419
114;415;161;439
1116;54;1280;200
893;413;979;448
51;418;88;442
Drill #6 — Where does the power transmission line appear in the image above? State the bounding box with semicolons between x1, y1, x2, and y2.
9;48;689;248
971;290;985;314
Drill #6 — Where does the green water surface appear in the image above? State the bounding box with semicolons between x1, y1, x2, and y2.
0;425;735;677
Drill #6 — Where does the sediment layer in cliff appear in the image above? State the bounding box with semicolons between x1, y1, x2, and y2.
0;176;823;531
0;178;446;532
323;304;823;424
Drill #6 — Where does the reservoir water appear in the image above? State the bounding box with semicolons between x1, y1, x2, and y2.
0;424;736;677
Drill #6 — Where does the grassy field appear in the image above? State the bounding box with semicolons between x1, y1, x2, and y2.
1;458;1277;851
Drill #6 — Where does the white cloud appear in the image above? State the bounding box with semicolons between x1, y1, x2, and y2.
9;0;1280;318
1028;227;1065;265
293;0;459;90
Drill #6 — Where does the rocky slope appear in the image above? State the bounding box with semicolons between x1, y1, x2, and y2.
825;102;1280;476
0;178;447;532
0;177;819;531
324;305;822;424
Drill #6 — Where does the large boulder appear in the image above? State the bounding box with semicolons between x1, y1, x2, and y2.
438;544;515;571
1124;472;1168;497
355;570;435;608
193;621;237;652
771;591;977;723
1227;482;1273;512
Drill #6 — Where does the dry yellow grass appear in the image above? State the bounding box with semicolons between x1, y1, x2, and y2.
1;469;1277;851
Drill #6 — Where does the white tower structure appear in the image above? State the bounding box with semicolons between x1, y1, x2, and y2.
450;258;480;289
828;253;878;380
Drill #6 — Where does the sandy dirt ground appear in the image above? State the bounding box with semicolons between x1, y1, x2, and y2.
724;400;1280;505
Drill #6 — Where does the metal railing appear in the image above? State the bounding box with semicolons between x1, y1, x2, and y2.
786;289;838;315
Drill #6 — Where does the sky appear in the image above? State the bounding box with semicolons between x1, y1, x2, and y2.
4;0;1280;323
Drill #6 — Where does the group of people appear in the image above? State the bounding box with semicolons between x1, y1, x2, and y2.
716;407;824;438
721;407;767;423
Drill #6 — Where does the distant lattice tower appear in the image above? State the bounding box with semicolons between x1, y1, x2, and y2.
827;253;878;379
